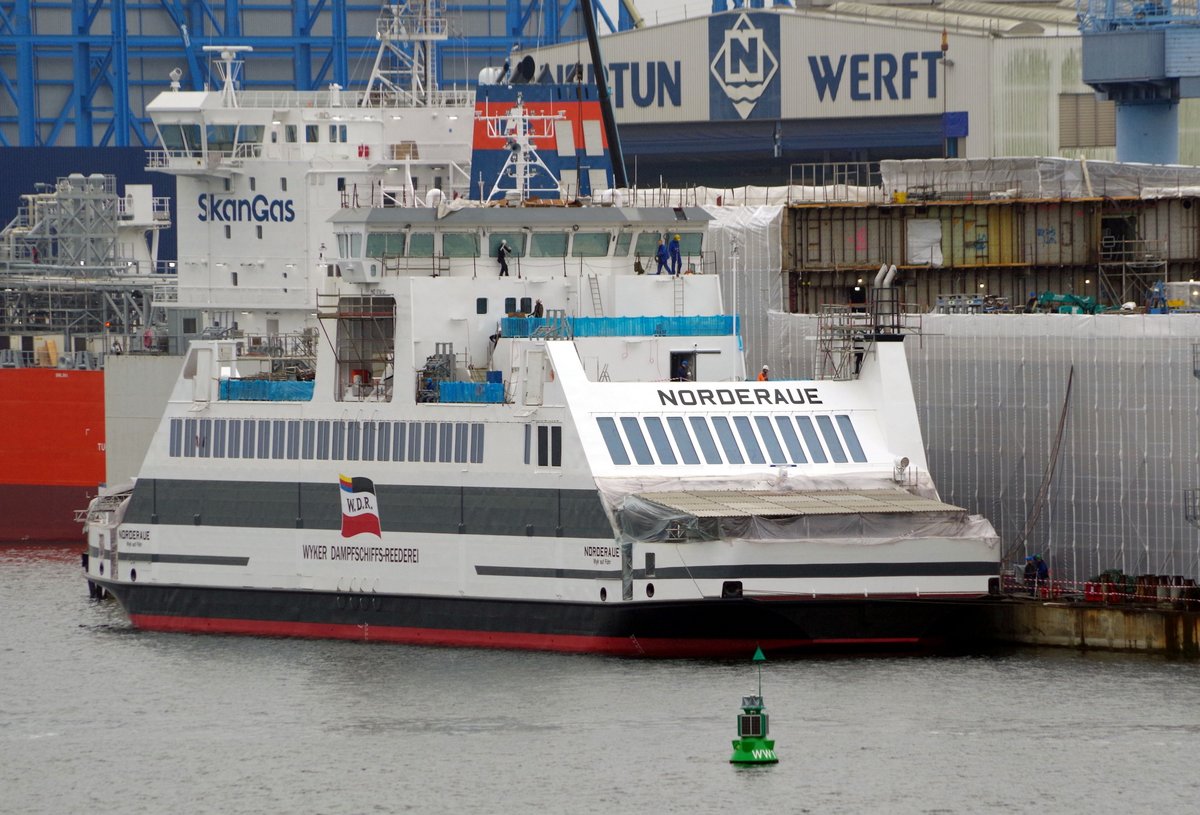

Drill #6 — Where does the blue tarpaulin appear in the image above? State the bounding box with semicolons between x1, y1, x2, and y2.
501;315;738;338
219;379;314;401
438;381;505;403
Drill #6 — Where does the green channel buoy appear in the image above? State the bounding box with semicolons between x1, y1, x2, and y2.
729;646;779;765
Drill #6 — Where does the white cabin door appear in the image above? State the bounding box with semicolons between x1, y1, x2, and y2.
524;348;545;406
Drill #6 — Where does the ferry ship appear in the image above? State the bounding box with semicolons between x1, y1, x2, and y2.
81;100;1001;656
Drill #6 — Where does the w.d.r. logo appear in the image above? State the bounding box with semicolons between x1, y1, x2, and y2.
708;12;780;121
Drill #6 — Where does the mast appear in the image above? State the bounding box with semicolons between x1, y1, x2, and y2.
577;0;628;189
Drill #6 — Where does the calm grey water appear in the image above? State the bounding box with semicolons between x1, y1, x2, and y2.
3;543;1199;815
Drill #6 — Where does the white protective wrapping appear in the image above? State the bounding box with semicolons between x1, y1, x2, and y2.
905;219;944;267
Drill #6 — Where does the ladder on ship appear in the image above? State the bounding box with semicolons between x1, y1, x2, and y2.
588;274;604;317
673;275;685;316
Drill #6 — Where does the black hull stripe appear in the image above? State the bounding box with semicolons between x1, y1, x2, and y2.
94;579;995;653
112;552;250;566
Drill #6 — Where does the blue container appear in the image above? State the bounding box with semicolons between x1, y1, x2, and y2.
486;370;503;384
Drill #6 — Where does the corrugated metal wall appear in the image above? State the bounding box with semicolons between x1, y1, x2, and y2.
768;312;1200;586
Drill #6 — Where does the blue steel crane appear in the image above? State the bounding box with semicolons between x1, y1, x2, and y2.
1078;0;1200;164
0;0;640;147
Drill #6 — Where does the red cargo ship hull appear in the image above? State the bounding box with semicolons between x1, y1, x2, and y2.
0;368;104;541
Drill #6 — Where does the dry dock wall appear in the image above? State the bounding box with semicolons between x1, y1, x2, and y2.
989;602;1200;657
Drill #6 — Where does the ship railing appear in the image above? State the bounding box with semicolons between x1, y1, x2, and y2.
225;87;475;110
1000;570;1200;608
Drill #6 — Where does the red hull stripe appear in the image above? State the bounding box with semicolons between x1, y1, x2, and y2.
129;614;925;657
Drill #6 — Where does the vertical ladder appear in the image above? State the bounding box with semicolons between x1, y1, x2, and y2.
673;275;685;316
588;274;604;317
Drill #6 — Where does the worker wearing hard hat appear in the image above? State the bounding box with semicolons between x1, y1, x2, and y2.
757;365;770;382
668;233;682;275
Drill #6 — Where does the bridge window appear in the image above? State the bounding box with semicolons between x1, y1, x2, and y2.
643;417;677;465
597;417;630;465
836;415;867;462
678;233;703;254
366;232;405;257
795;417;827;463
305;125;319;143
711;417;744;464
285;125;297;143
442;232;479;258
816;416;848;463
614;230;633;257
635;232;664;257
409;233;434;257
158;124;202;156
530;232;568;257
572;232;612;257
667;416;700;465
489;233;526;258
207;124;236;153
688;416;722;464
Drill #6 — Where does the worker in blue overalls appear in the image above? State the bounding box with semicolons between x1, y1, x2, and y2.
668;233;682;275
654;238;670;274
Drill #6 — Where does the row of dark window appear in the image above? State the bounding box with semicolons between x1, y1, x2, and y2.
168;418;484;464
596;414;868;467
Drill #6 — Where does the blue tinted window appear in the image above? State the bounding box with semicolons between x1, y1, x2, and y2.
392;421;406;461
643;417;677;465
212;420;226;459
242;419;256;458
470;423;484;463
184;418;196;456
286;420;300;460
597;417;630;465
169;418;183;457
408;422;422;461
197;419;211;458
271;420;285;459
362;421;375;461
439;423;453;463
754;416;786;465
795;417;827;463
711;417;744;464
774;416;805;463
688;417;722;464
733;416;764;464
454;422;468;463
330;420;345;459
257;420;271;458
315;420;329;460
620;417;653;465
228;420;241;459
816;415;847;463
836;415;867;462
302;420;315;459
423;422;437;461
667;416;699;465
346;421;360;460
377;422;390;462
